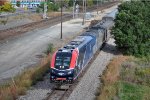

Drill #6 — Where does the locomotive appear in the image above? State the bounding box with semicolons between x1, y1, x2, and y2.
50;9;118;83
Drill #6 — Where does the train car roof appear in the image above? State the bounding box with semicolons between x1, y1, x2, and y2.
97;20;114;29
103;9;118;20
72;36;93;49
81;29;98;38
58;36;93;53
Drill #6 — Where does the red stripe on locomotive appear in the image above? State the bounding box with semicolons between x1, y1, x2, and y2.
70;49;78;69
51;52;56;68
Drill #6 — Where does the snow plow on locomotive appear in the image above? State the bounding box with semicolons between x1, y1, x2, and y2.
50;9;118;83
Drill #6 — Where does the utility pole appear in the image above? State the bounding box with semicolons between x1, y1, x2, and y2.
82;0;85;25
60;0;63;39
43;0;47;19
85;0;86;15
100;0;102;12
97;0;98;14
73;0;76;18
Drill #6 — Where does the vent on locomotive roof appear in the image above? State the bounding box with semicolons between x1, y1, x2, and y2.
70;41;79;45
64;45;75;49
71;36;85;45
58;49;63;52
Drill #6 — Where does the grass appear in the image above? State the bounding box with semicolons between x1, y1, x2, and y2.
0;18;8;25
118;81;150;100
97;56;128;100
0;62;50;100
0;44;53;100
97;56;150;100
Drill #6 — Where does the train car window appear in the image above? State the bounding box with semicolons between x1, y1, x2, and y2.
55;57;63;66
63;57;71;67
55;53;71;69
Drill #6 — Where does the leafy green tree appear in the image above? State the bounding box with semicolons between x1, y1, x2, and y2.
0;6;2;13
47;2;59;11
38;2;59;12
87;0;93;6
112;1;150;57
68;0;73;7
16;1;20;7
1;3;15;12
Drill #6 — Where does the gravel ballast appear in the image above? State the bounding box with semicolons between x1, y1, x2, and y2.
67;38;119;100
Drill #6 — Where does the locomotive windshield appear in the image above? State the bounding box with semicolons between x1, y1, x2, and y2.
55;52;72;69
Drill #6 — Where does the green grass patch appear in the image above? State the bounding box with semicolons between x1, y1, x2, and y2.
118;81;150;100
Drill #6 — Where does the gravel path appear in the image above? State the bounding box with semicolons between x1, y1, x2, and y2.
67;38;120;100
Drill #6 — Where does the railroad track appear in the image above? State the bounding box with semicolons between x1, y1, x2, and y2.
0;14;72;41
46;84;72;100
0;1;118;41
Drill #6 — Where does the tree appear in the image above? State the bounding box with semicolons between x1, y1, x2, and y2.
38;2;59;12
87;0;93;6
1;3;15;12
68;0;73;7
112;1;150;57
16;1;20;7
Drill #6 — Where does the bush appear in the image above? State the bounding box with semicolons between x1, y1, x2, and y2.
36;7;42;13
16;1;20;7
87;0;94;6
38;2;59;12
47;2;59;11
112;1;150;57
1;3;16;12
44;43;54;55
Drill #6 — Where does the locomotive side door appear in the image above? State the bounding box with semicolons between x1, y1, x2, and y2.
76;46;86;73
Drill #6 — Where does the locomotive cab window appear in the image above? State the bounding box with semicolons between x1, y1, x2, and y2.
63;57;71;67
55;53;72;69
55;57;63;66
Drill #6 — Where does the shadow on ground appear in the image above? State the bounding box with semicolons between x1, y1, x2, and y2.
102;42;121;55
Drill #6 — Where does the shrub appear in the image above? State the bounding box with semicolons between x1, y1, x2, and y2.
87;0;94;6
1;3;16;12
44;43;54;55
16;1;20;7
36;7;42;13
112;1;150;57
38;2;59;12
47;2;59;11
1;19;8;25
